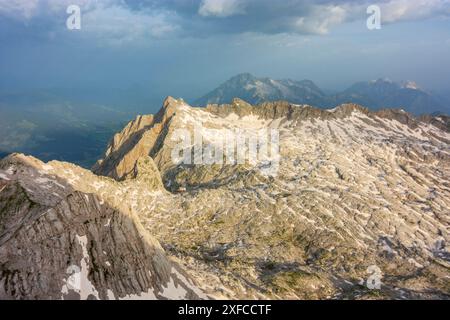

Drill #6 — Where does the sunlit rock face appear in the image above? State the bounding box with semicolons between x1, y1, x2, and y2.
1;97;449;300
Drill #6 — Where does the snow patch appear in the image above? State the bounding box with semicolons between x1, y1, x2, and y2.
107;289;116;300
0;173;10;180
160;276;188;299
61;235;100;300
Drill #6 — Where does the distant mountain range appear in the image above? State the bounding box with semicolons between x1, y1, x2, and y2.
195;73;449;115
1;77;448;166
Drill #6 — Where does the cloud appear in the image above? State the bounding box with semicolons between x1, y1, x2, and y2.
379;0;450;23
0;0;98;19
0;0;39;19
293;5;348;35
182;0;450;35
0;0;178;44
0;0;449;45
198;0;246;17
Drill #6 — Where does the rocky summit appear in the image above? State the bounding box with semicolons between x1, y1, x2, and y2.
1;97;449;300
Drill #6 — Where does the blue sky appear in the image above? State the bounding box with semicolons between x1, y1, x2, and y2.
1;0;449;102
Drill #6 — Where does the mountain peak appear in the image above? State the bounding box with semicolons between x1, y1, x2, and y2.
195;74;327;107
368;79;421;91
230;72;256;81
163;96;184;109
372;77;394;84
401;80;421;90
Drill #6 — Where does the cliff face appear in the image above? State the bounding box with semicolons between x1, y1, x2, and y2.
92;97;181;181
1;97;449;300
0;154;203;300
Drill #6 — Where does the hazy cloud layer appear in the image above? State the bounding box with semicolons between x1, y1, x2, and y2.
1;0;449;43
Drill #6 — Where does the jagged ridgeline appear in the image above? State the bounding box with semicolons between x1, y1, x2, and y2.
1;97;449;299
195;74;448;115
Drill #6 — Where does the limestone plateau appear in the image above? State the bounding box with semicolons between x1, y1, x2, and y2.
1;97;449;300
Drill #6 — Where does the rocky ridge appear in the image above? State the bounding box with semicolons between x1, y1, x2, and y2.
0;153;204;300
94;97;450;299
1;97;450;299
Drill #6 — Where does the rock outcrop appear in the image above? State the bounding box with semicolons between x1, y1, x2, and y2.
92;97;183;181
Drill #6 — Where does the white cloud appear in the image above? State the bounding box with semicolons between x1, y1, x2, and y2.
294;5;348;35
199;0;246;17
0;0;121;20
380;0;450;23
0;0;39;19
0;0;178;44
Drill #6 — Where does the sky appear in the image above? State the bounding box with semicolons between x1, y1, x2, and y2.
0;0;450;104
